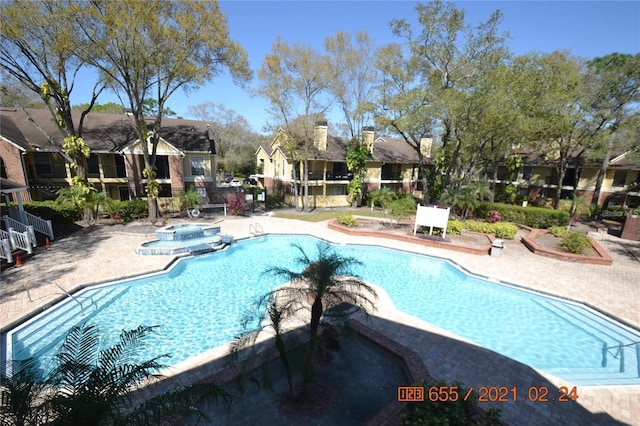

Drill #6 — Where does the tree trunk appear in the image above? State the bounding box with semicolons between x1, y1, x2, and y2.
491;165;498;203
303;158;310;212
275;333;295;398
304;298;323;384
591;132;616;214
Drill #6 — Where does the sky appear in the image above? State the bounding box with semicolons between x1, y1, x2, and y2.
71;1;640;134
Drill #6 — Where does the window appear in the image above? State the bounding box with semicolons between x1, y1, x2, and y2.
118;186;130;201
329;185;346;196
195;186;207;200
115;155;127;178
190;156;205;176
155;156;170;179
87;154;99;176
331;163;348;179
522;166;532;181
612;170;627;187
0;157;7;179
34;152;52;175
562;168;576;186
158;184;172;197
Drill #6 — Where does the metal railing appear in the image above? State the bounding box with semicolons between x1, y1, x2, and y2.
8;229;33;254
3;216;36;246
0;238;13;263
601;341;640;373
8;206;54;240
249;223;264;237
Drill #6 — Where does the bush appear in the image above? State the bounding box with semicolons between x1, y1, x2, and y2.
386;195;416;226
336;214;357;227
446;220;464;235
548;226;568;238
491;223;518;240
264;194;283;210
106;200;148;222
23;201;82;223
476;202;568;228
227;197;246;215
488;210;502;223
560;232;591;254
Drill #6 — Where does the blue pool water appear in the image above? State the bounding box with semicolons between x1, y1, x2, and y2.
7;235;640;385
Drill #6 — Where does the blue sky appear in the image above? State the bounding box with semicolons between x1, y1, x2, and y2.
73;1;640;133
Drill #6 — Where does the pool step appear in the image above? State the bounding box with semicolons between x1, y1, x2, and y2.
10;286;131;362
534;298;640;384
533;298;639;346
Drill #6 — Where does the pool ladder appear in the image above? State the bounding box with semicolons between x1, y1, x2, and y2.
601;341;640;372
249;223;264;237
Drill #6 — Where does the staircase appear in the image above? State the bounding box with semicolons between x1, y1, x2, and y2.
1;209;54;266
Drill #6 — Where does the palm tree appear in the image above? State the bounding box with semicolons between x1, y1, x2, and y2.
231;297;303;398
368;187;395;211
265;243;377;384
0;359;47;426
1;324;229;425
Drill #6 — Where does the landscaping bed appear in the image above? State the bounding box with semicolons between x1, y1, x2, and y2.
328;219;494;255
521;227;612;266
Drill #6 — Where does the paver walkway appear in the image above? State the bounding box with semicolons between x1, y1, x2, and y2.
1;214;638;424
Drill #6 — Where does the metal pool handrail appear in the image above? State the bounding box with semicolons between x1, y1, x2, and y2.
601;341;640;372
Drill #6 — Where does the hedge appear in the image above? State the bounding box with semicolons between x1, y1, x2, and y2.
22;201;82;224
427;220;518;239
105;199;149;222
476;202;568;228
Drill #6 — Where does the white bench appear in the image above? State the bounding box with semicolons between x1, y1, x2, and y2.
199;203;227;216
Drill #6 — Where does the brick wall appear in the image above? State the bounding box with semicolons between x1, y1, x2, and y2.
1;141;28;186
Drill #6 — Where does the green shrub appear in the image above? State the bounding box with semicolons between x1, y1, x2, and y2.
476;202;568;228
336;213;357;227
106;200;148;222
491;223;518;239
265;194;283;210
560;232;591;254
386;195;416;225
23;201;82;223
548;226;568;238
447;220;464;235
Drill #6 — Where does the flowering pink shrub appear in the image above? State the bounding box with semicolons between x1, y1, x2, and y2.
227;197;246;215
488;210;502;223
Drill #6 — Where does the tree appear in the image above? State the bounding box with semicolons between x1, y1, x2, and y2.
584;53;640;210
324;31;377;141
232;297;302;398
516;51;590;208
264;243;377;386
1;0;104;221
78;0;251;220
0;71;45;108
0;324;228;425
256;37;331;212
346;141;369;207
374;42;436;204
188;102;266;175
384;0;510;198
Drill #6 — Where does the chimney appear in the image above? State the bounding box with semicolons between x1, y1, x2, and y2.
314;121;328;151
362;126;375;153
420;137;432;158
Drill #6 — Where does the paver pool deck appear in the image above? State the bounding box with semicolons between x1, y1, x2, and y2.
1;214;639;425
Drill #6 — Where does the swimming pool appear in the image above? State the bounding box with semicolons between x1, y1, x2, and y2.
6;235;640;385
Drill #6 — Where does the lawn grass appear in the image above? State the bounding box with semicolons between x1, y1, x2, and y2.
272;208;386;222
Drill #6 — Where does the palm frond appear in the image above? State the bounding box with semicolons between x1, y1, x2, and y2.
120;382;230;425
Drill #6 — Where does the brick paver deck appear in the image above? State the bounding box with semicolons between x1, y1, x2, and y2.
1;215;638;424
